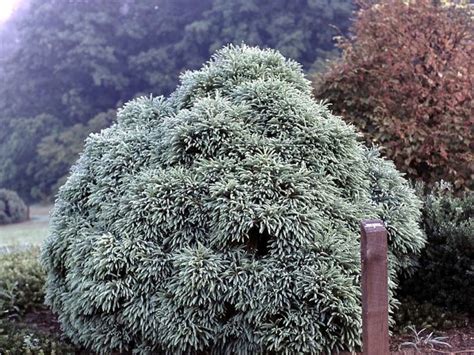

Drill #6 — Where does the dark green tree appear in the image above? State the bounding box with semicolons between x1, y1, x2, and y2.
0;0;202;199
33;110;116;201
0;0;354;201
179;0;354;72
0;115;62;202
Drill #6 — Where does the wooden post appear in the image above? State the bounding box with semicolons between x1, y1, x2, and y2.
361;219;389;355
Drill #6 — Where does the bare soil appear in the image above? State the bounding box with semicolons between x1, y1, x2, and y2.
390;322;474;354
22;309;62;335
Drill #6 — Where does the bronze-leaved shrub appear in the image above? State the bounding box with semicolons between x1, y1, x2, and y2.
314;0;473;191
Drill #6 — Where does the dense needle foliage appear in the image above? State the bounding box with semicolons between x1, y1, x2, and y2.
41;45;425;354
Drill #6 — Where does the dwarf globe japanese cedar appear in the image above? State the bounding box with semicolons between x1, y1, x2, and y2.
41;45;425;354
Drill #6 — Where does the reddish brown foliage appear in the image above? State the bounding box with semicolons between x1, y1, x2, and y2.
314;0;473;190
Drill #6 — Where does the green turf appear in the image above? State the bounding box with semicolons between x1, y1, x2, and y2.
0;225;49;247
0;204;51;247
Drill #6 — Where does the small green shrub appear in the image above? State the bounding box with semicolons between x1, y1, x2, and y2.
395;296;468;332
399;183;474;314
41;45;424;354
0;248;45;318
0;189;28;225
0;249;75;353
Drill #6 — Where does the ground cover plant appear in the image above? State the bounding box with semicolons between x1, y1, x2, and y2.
314;0;473;190
0;319;76;355
41;45;425;354
0;188;28;225
0;243;77;354
0;248;45;318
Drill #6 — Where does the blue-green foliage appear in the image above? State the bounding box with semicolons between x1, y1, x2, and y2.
41;45;425;354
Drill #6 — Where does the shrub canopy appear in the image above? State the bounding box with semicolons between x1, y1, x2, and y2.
314;0;473;191
0;188;28;225
41;45;424;354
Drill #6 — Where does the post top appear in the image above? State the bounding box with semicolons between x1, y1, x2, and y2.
360;219;386;233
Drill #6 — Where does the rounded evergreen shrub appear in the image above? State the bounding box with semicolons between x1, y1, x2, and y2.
0;188;28;225
41;45;425;354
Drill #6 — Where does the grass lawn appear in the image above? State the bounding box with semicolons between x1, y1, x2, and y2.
0;205;51;247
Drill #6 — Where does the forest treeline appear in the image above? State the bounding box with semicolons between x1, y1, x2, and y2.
0;0;354;201
1;0;472;202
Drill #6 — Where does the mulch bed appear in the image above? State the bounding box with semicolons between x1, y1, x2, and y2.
15;310;474;354
390;323;474;354
22;308;62;335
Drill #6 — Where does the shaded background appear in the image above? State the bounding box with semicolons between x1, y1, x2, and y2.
0;0;355;202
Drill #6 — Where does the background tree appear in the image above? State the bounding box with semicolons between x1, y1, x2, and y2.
178;0;354;72
32;110;117;201
0;0;354;201
314;0;473;191
0;115;62;202
0;0;208;200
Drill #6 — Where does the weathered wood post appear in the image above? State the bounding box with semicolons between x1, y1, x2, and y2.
361;219;389;355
